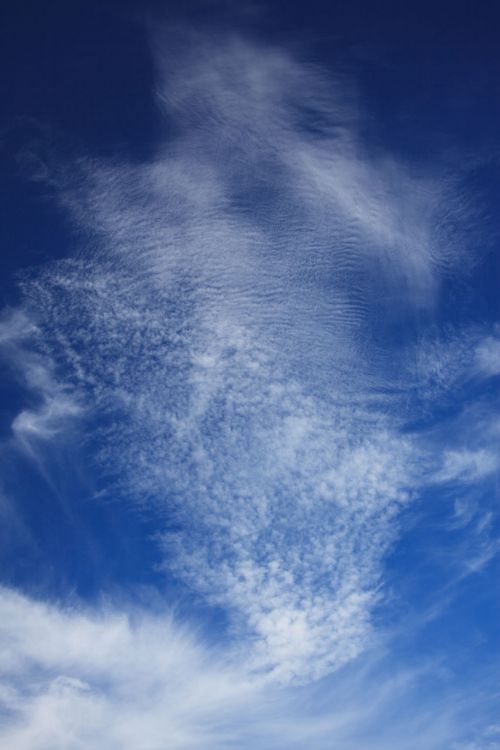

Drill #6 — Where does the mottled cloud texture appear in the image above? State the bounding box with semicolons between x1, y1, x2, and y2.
0;33;498;749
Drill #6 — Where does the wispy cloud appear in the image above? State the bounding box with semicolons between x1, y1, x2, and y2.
1;33;496;692
437;448;498;484
0;586;258;749
1;586;498;750
0;309;81;452
475;332;500;378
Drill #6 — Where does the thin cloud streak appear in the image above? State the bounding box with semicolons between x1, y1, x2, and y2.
0;309;81;456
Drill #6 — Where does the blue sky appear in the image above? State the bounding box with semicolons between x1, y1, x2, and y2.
1;1;499;747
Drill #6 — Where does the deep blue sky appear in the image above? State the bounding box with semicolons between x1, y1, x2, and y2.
2;0;500;303
1;2;499;748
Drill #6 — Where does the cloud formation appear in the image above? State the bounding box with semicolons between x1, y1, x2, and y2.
1;586;498;750
1;33;496;693
0;309;81;451
0;586;257;749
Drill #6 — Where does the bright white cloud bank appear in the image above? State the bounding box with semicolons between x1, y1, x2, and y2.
0;33;498;749
1;587;497;750
0;587;257;750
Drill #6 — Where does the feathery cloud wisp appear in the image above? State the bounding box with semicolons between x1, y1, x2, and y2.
1;35;493;688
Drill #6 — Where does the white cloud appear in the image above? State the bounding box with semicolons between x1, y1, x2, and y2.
1;586;498;750
437;449;499;484
475;334;500;378
1;33;488;688
0;309;81;451
0;586;259;750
